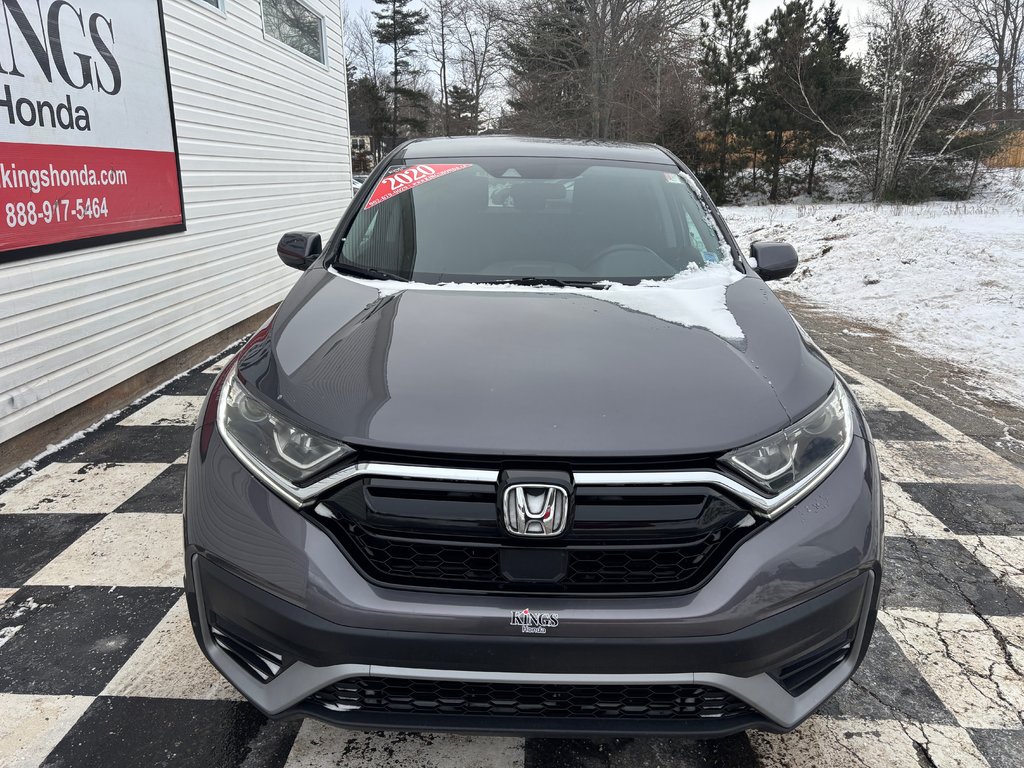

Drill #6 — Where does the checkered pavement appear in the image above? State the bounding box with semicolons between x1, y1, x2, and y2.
1;346;1022;768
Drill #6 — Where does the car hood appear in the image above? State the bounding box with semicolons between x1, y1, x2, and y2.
236;267;835;458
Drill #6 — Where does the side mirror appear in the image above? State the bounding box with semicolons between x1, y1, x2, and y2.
750;241;798;281
277;232;322;271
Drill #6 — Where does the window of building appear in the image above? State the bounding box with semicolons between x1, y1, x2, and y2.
189;0;225;11
261;0;326;64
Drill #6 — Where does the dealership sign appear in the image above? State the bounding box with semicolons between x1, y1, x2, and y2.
0;0;184;262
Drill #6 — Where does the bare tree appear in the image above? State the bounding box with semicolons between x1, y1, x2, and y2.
608;9;698;140
453;0;504;127
502;0;708;139
579;0;708;138
423;0;457;133
799;0;984;199
868;0;984;197
345;9;389;82
950;0;1024;111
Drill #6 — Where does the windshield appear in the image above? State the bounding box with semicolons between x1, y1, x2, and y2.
337;158;737;284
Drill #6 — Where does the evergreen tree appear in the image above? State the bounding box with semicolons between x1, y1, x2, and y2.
699;0;755;202
347;68;392;164
447;84;480;134
746;0;815;201
800;0;861;194
503;0;591;137
373;0;429;146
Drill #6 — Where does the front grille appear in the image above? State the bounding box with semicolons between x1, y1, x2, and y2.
336;522;752;594
313;475;761;596
308;677;754;720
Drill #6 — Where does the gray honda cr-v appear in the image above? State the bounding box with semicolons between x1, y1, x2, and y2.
185;136;882;737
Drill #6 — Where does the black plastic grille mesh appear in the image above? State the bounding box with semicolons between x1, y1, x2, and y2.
336;523;748;594
346;525;503;582
310;677;754;720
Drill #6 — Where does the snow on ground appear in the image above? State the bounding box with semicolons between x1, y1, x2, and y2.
720;167;1024;406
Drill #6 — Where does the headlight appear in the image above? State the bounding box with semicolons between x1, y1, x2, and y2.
217;368;353;486
722;384;852;494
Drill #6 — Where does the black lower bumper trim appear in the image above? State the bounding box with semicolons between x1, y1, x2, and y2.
285;704;786;739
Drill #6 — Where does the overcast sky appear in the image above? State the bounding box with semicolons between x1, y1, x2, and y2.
747;0;870;33
341;0;873;54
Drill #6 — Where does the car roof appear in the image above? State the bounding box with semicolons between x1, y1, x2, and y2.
397;136;676;165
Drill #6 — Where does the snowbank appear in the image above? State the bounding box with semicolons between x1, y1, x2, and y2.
721;168;1024;405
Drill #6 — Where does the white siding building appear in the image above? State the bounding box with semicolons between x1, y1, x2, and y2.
0;0;350;457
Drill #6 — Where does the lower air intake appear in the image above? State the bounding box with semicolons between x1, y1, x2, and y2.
211;625;283;682
777;627;856;695
308;677;754;720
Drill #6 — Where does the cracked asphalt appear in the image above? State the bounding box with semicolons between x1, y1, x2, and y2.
0;299;1022;768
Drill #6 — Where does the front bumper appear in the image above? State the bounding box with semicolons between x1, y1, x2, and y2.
187;553;878;736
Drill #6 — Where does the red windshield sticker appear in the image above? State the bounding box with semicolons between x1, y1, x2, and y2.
364;163;473;209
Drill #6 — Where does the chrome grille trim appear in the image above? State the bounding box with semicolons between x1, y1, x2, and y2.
269;390;854;519
301;455;844;519
241;462;500;508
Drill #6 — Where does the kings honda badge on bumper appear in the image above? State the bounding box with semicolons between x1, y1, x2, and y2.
184;137;882;738
510;608;560;634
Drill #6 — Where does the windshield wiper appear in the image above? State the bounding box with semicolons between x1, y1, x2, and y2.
486;276;606;289
334;261;409;282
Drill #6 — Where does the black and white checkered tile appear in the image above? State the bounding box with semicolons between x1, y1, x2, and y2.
1;349;1023;768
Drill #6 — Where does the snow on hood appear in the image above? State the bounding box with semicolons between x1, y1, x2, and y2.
339;262;746;340
592;263;745;338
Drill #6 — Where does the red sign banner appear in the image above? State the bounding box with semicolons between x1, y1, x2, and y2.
1;142;182;252
364;164;472;210
0;0;184;262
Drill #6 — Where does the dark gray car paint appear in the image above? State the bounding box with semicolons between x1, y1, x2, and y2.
235;266;835;458
399;136;676;164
